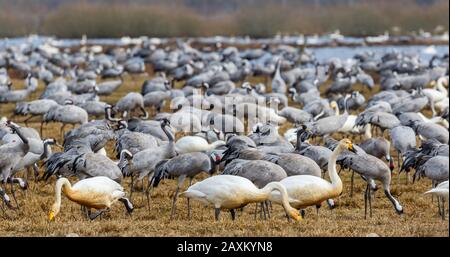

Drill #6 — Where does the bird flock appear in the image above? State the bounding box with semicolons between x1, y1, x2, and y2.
0;36;448;226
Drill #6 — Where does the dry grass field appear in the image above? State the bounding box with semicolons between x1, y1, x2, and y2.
0;69;448;237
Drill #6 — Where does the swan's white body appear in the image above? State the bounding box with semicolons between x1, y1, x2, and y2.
425;180;449;200
423;77;448;104
175;136;225;154
49;176;130;220
271;139;352;210
182;174;301;220
417;112;449;128
332;101;365;134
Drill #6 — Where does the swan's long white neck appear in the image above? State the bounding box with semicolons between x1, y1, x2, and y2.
333;103;340;116
53;178;72;216
327;145;344;191
436;77;448;95
262;182;296;215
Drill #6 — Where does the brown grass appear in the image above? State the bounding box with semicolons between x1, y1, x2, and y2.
0;70;448;237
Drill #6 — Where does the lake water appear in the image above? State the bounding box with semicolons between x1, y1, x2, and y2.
1;36;448;63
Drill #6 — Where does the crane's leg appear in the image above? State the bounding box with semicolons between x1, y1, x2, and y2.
145;183;153;210
0;185;13;210
187;177;193;219
368;184;373;218
254;203;258;220
9;177;19;209
0;189;11;218
170;175;186;219
40;122;45;137
23;115;34;127
0;200;6;219
350;170;355;197
364;183;369;219
442;199;446;221
230;209;236;221
129;176;135;198
214;208;221;221
397;151;402;184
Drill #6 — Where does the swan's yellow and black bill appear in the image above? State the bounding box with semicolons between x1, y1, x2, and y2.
348;143;357;154
291;210;303;221
49;211;55;221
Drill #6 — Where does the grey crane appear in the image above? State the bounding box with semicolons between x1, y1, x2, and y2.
388;125;416;182
71;152;123;183
97;79;123;96
43;101;89;137
338;151;403;218
294;126;332;172
113;92;148;119
127;118;174;141
411;121;448;144
358;137;395;172
271;59;287;94
114;120;159;157
14;99;58;130
62;119;116;153
150;151;221;218
355;111;400;134
278;107;313;125
118;118;176;198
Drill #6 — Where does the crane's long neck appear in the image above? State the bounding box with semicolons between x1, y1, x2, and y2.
274;61;281;78
41;140;53;159
53;178;73;216
343;95;350;115
327;145;343;192
161;124;176;157
14;127;29;145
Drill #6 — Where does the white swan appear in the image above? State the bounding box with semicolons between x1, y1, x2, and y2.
424;180;449;220
49;176;133;221
271;139;355;211
175;136;225;154
416;112;449;128
423;77;448;116
425;180;448;200
181;175;302;221
331;101;366;134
